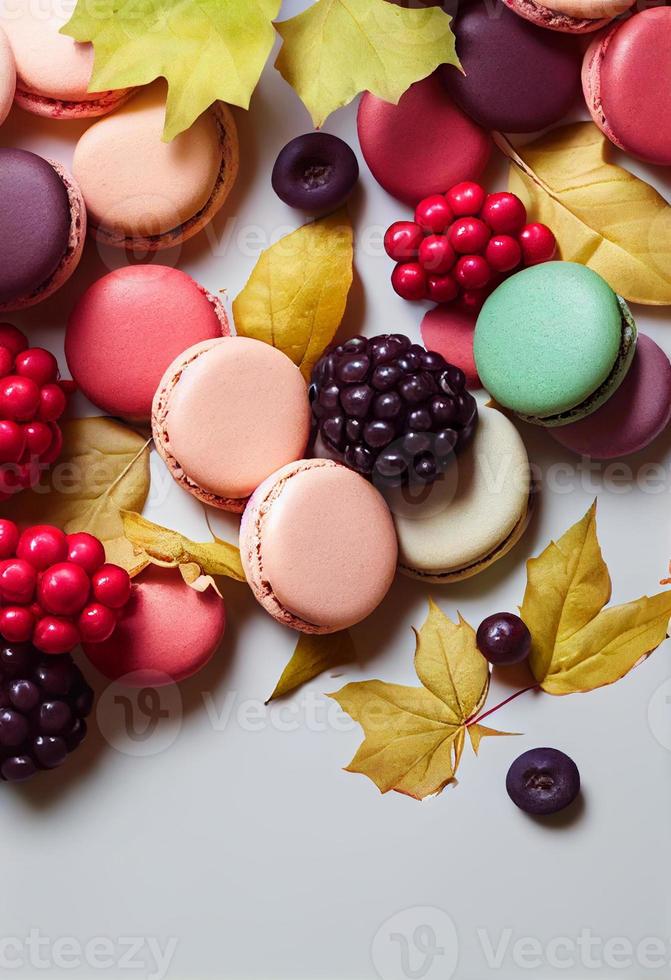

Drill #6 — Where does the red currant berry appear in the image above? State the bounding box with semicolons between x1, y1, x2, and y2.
0;558;37;604
38;562;91;616
414;195;453;234
40;423;63;465
17;525;68;571
0;375;41;421
384;221;424;261
0;519;19;560
457;288;490;314
0;325;27;357
0;606;35;643
427;274;459;304
33;616;80;655
14;348;58;386
519;223;557;266
67;532;106;575
23;421;53;458
0;420;26;463
418;235;456;274
391;262;428;302
485;234;522;273
78;603;117;644
447;217;490;255
92;564;131;609
481;193;527;234
445;181;486;217
0;346;13;378
455;255;491;290
37;383;67;423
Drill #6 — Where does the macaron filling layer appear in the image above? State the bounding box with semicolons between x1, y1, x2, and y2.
519;298;637;426
15;86;134;119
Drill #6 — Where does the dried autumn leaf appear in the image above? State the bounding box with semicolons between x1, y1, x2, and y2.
331;600;512;800
275;0;460;128
122;512;245;583
2;418;150;575
233;211;354;381
499;123;671;305
521;502;671;696
62;0;280;141
266;631;356;703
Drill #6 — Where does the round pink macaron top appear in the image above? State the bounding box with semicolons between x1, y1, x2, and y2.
259;462;398;631
82;566;226;685
551;334;671;459
0;27;15;124
421;306;480;389
357;73;491;205
164;337;310;500
597;9;671;164
0;0;99;103
65;265;227;421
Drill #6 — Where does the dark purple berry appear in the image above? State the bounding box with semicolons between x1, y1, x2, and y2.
506;748;580;816
476;613;531;666
271;133;359;212
310;334;478;486
0;642;93;782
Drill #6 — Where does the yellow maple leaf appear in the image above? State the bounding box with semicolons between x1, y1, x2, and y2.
266;631;356;704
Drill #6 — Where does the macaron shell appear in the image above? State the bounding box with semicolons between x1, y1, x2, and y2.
357;73;491;205
473;263;625;422
442;1;582;132
82;566;226;686
153;337;311;509
420;306;480;389
240;459;398;633
502;0;632;33
393;407;530;581
582;10;671;165
0;26;15;125
550;334;671;459
65;266;229;422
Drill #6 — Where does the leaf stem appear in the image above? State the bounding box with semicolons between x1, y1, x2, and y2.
466;684;539;727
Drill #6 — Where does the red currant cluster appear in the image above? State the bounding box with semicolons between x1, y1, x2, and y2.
0;521;131;655
385;183;557;312
0;324;69;501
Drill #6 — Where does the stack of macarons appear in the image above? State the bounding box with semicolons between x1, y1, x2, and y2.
474;262;671;459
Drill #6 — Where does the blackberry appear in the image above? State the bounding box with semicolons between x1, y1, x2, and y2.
309;334;478;485
0;642;93;782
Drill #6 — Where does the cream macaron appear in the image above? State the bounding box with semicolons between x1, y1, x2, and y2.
0;0;133;118
72;83;238;250
240;459;398;634
392;407;532;583
152;337;311;513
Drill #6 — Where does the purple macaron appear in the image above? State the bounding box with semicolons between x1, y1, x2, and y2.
551;334;671;459
0;148;86;311
442;0;582;133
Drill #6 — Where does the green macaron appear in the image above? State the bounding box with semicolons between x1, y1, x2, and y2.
473;262;637;426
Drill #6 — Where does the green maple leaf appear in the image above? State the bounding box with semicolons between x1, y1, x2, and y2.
62;0;281;140
275;0;461;128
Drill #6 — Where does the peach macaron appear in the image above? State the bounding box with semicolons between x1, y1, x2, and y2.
0;0;133;118
72;83;239;250
0;27;15;126
240;459;398;634
152;337;311;513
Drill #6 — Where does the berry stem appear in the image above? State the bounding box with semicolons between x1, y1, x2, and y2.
466;684;539;727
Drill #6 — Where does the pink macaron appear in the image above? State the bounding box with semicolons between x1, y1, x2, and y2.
153;337;311;513
421;306;480;390
240;459;398;634
582;8;671;165
82;566;226;686
65;266;229;422
0;0;133;119
550;334;671;460
357;73;491;205
0;27;15;126
503;0;633;34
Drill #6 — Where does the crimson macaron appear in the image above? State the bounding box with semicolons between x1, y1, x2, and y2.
421;306;480;390
582;8;671;166
65;266;230;422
